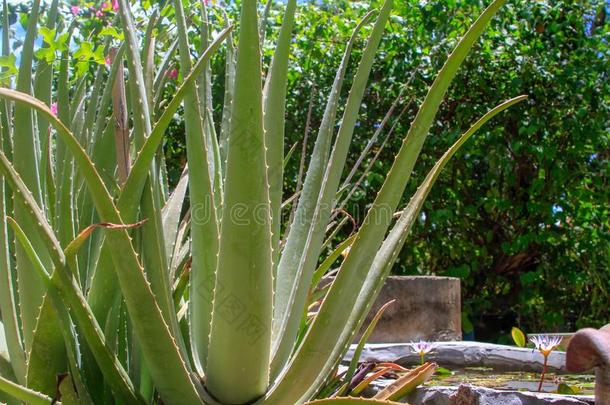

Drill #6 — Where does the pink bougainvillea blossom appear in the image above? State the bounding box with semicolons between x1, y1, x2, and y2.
71;6;81;15
166;69;178;79
50;103;58;116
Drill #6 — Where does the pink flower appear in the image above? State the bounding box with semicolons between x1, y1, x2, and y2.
112;0;119;11
71;6;81;15
104;56;111;66
50;102;58;116
96;8;104;17
166;69;178;79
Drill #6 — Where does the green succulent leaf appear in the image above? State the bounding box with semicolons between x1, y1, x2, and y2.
303;399;404;405
0;87;203;405
206;1;273;403
0;375;53;405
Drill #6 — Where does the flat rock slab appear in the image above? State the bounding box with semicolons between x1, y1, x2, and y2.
403;385;594;405
345;341;568;373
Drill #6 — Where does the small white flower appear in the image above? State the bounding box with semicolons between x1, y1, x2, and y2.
529;334;562;356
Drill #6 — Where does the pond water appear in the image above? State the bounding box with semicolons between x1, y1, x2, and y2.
429;367;595;396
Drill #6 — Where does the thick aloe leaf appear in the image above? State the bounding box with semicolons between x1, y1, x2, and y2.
92;44;126;147
10;217;93;404
206;1;273;403
338;300;395;396
33;0;58;198
171;0;221;374
142;10;159;113
88;24;229;344
198;0;223;209
110;47;131;184
0;2;24;385
162;168;188;260
359;95;528;334
86;27;230;344
271;9;376;375
53;25;78;251
284;141;299;169
117;0;152;144
374;362;437;401
153;39;178;114
169;212;190;280
0;152;143;404
336;102;409;214
69;77;88;136
219;14;236;177
139;179;179;337
310;235;356;293
0;183;24;384
0;0;12;149
304;96;527;403
263;0;297;270
52;22;76;204
83;38;113;150
303;399;403;405
263;2;508;403
272;0;392;378
76;45;121;286
119;25;231;216
12;0;45;351
0;376;53;405
25;295;67;397
12;0;41;203
0;89;203;405
57;374;80;405
117;1;179;345
340;88;405;191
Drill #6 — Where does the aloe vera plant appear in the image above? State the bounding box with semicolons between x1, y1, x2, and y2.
0;0;525;404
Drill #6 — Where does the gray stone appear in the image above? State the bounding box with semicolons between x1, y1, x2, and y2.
356;276;461;343
345;341;570;373
404;385;594;405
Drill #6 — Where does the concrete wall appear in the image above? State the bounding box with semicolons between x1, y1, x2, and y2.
356;276;462;343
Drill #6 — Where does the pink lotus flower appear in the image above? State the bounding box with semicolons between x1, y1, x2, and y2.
71;6;81;15
50;102;58;116
410;340;434;365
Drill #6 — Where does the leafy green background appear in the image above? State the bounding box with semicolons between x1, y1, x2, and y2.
275;0;609;341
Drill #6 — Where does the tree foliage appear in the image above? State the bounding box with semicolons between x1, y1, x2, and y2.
277;0;609;340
